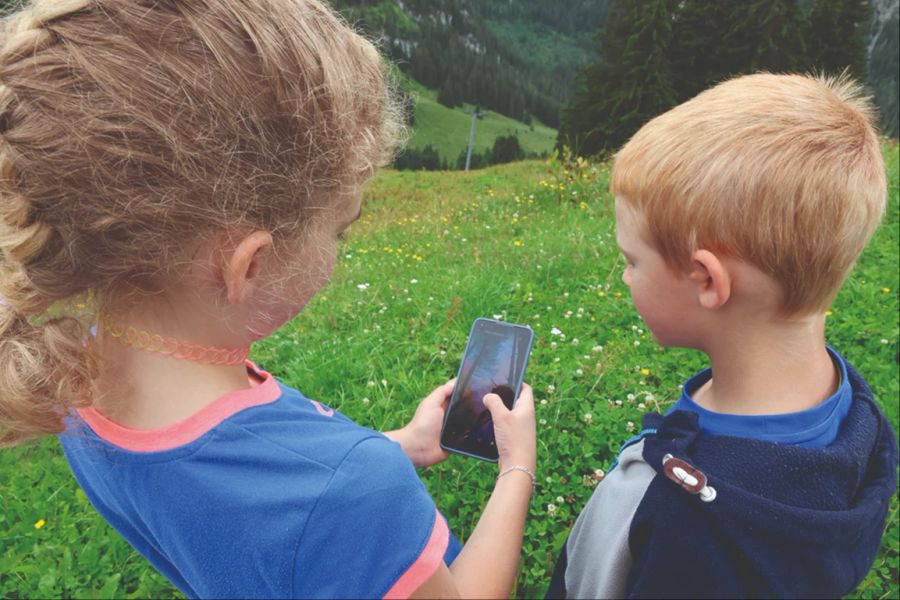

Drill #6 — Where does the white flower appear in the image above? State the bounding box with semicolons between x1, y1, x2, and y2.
381;379;388;387
571;337;579;345
556;496;565;504
592;345;603;353
594;468;605;479
547;503;557;514
367;380;376;388
540;399;548;406
547;384;556;393
626;421;635;433
575;368;583;376
633;340;641;347
362;397;370;405
550;341;557;349
614;399;622;407
881;338;890;344
539;418;547;425
550;326;562;336
493;314;503;320
583;413;592;423
627;393;635;401
357;283;369;290
410;278;418;284
631;325;638;331
560;334;567;341
646;393;655;401
638;403;646;411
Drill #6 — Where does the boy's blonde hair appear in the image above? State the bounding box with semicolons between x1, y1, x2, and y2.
0;0;401;444
610;72;886;317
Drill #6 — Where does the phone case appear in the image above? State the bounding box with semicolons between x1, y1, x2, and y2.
439;317;534;462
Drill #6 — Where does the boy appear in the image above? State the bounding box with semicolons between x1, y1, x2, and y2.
547;73;898;598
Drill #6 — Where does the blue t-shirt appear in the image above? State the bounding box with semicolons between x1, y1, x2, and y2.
59;363;461;599
667;347;852;447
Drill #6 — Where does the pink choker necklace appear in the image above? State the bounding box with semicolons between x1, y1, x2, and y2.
100;316;249;366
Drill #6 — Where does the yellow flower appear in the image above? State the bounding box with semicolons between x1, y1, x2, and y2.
34;519;45;529
825;310;833;317
597;291;605;297
883;288;891;293
640;368;650;376
513;240;522;247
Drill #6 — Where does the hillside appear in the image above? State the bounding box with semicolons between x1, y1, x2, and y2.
333;0;898;141
331;0;609;128
400;75;557;165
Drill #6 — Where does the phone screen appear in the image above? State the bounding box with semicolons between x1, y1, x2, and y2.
440;318;534;462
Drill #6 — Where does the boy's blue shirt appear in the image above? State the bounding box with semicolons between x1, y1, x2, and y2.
669;346;853;447
547;353;898;599
59;368;461;599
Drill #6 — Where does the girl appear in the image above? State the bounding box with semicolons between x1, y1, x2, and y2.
0;1;535;598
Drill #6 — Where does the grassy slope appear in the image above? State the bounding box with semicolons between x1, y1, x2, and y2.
402;76;558;162
1;145;897;598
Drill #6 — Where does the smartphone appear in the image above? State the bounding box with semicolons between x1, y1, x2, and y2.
440;318;534;462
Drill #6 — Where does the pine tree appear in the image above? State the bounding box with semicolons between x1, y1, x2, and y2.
805;0;869;80
729;0;808;73
669;0;740;102
559;0;676;156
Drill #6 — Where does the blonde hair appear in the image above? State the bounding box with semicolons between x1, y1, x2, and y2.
0;0;402;445
611;72;887;317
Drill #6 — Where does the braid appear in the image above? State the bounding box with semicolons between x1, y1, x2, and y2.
0;0;96;445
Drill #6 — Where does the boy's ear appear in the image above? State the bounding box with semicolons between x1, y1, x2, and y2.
689;249;731;310
222;230;274;305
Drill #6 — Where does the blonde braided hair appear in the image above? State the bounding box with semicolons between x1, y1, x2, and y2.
0;0;402;445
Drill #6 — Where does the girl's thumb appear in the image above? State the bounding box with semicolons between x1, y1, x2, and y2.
483;393;507;416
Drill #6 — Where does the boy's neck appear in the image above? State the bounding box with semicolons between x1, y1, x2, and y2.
691;314;838;415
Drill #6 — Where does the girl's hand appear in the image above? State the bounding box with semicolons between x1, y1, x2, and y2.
483;383;536;472
383;380;454;468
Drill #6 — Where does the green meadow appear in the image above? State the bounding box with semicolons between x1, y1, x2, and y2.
1;144;897;598
402;75;558;162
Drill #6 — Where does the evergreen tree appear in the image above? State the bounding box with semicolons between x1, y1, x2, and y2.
489;135;523;165
559;0;676;156
669;0;739;102
729;0;808;73
805;0;869;79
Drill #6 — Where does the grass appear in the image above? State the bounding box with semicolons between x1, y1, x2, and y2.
401;75;558;163
1;143;897;598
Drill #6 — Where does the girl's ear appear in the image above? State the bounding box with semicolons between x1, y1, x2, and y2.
689;249;731;310
222;230;274;305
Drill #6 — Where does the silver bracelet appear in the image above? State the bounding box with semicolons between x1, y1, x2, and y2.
497;465;536;488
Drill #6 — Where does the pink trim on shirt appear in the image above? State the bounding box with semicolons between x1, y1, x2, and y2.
382;509;450;600
76;361;281;452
